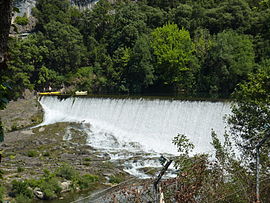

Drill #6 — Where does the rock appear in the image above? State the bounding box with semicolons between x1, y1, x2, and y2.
38;127;45;132
21;130;34;135
60;181;72;193
34;187;44;199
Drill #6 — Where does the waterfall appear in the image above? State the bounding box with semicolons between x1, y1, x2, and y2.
39;96;231;155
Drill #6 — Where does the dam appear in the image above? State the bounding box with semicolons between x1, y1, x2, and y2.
38;96;231;177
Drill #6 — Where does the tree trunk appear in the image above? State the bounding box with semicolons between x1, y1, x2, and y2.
0;0;12;68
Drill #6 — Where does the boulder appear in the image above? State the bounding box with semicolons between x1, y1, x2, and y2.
60;181;72;193
34;187;44;199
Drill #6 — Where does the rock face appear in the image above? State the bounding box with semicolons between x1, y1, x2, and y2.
0;94;131;202
0;90;43;133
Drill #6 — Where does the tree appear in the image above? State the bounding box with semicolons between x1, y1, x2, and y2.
203;0;252;34
202;30;255;95
0;0;13;141
79;0;114;42
169;3;193;31
0;0;12;65
43;21;87;74
228;69;270;168
126;35;155;93
32;0;72;29
109;1;148;52
151;23;196;92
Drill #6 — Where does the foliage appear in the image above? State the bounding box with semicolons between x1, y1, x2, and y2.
77;174;99;190
11;180;34;199
43;21;87;74
172;134;194;156
32;0;72;29
14;15;29;26
0;83;10;141
167;129;257;202
201;30;255;95
128;35;155;92
0;185;5;201
27;150;39;157
228;69;270;168
109;174;124;184
56;164;79;180
151;23;197;92
15;193;32;203
67;66;95;92
5;0;270;96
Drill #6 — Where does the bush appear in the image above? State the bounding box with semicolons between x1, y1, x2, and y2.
27;150;39;157
17;166;25;173
56;164;78;180
0;169;4;179
109;175;124;184
15;193;32;203
40;178;61;200
42;151;50;157
11;180;33;199
77;174;99;189
26;173;61;200
0;185;5;201
14;15;29;26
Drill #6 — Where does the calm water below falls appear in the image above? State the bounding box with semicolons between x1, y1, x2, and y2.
38;96;231;178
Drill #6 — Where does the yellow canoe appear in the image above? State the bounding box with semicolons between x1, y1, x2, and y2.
39;92;61;95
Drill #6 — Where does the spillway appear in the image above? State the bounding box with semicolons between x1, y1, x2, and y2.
39;96;231;155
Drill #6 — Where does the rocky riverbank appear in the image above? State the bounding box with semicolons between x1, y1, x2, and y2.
0;93;131;202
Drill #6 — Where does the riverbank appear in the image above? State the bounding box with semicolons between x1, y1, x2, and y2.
0;93;132;202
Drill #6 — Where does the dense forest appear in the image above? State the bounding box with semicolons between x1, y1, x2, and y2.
0;0;270;202
3;0;270;98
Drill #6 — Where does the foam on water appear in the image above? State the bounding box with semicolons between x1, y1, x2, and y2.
38;96;231;177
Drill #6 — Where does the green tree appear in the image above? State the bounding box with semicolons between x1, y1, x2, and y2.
33;0;72;29
151;23;196;92
109;2;148;51
43;21;86;74
202;30;255;95
169;3;193;31
126;35;155;93
79;0;114;42
203;0;252;34
67;66;95;93
228;70;270;168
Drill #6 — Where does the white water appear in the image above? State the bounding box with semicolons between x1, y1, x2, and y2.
39;96;230;154
39;96;231;177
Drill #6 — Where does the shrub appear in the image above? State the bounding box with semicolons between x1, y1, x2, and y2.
109;175;124;184
83;157;91;161
77;174;99;189
0;169;4;179
0;185;5;201
17;166;25;173
56;164;78;180
27;173;61;200
40;178;61;200
42;151;50;157
15;193;32;203
14;16;29;26
27;150;38;157
11;180;33;199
